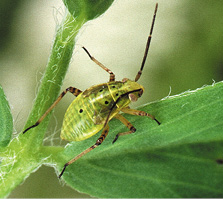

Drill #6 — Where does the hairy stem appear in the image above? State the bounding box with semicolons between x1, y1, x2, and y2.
0;11;85;198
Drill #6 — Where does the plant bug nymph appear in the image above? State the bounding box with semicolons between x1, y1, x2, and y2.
23;3;160;178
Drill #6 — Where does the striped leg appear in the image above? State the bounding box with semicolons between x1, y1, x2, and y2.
113;114;136;144
82;47;115;82
59;124;109;178
121;107;161;125
23;87;82;134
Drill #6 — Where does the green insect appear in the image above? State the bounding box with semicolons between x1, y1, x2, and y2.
23;3;160;178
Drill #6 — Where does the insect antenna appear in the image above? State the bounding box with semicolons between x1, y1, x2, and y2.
135;3;158;82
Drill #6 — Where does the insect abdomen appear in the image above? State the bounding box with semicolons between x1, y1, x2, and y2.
61;94;103;141
60;81;133;142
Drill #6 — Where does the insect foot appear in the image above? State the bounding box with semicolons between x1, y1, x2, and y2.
58;163;69;179
154;118;161;125
112;135;119;144
23;123;39;134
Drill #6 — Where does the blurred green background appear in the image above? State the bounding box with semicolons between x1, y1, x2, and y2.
0;0;222;197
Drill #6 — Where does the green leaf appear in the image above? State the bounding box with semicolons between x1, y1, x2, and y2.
0;86;13;147
57;81;223;198
63;0;114;21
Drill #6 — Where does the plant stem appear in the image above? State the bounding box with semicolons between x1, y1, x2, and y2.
23;11;86;146
0;11;85;198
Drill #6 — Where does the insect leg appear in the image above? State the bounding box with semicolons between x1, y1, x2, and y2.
23;87;82;134
121;107;161;125
113;114;136;144
82;46;115;82
58;124;109;178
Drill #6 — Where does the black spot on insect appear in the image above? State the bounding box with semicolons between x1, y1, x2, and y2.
216;159;223;165
116;93;119;96
105;101;109;104
79;109;83;113
112;85;116;88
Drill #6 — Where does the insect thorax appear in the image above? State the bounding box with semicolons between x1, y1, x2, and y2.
83;80;144;121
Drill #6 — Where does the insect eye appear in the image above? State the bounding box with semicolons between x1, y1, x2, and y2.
129;93;138;102
79;109;83;113
138;89;143;97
